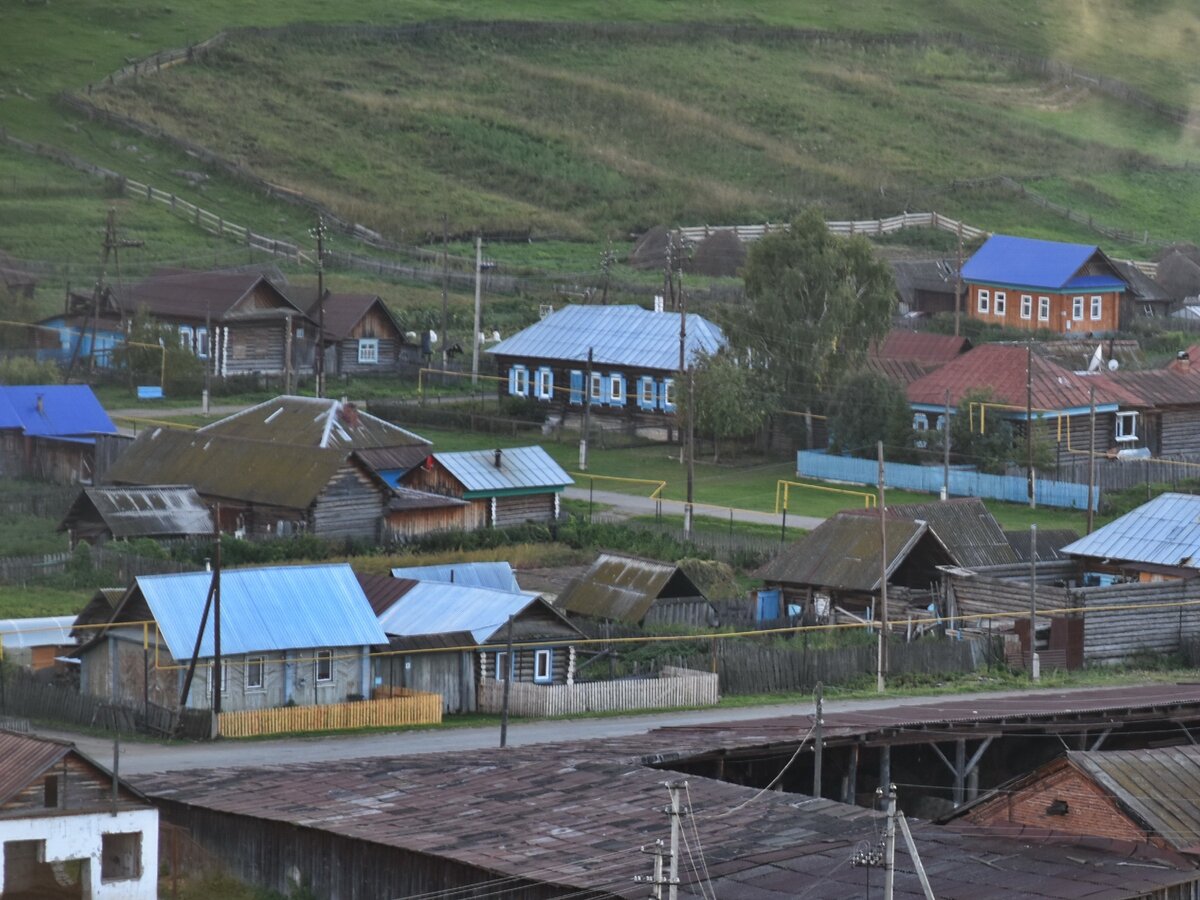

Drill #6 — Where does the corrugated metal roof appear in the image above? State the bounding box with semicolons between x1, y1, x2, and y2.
355;445;430;474
389;562;521;594
0;616;76;650
1072;745;1200;853
198;395;429;450
434;446;572;495
872;330;971;366
1006;528;1080;563
105;429;355;510
0;731;71;805
558;552;704;623
962;235;1125;292
758;514;947;592
0;385;116;439
60;486;214;539
846;498;1018;569
134;563;387;658
1061;492;1200;568
487;304;726;371
375;581;538;643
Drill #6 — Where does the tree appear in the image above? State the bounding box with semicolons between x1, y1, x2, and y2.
111;308;203;395
729;209;896;407
946;388;1052;475
828;371;916;462
682;350;771;462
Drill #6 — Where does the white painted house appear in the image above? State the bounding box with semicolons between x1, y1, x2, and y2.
0;730;158;898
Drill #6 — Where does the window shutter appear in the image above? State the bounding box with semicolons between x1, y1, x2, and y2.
569;370;583;405
636;376;652;410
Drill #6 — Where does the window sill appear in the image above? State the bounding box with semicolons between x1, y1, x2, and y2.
1114;436;1138;443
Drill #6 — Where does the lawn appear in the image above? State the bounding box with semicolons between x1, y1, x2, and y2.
0;585;92;619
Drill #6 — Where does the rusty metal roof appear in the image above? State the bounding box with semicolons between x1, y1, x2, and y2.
105;428;358;510
0;730;72;805
354;445;430;475
558;552;706;623
199;395;428;450
59;485;214;539
1071;745;1200;853
872;330;971;367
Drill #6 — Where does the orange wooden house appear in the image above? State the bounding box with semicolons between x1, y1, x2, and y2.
962;235;1127;334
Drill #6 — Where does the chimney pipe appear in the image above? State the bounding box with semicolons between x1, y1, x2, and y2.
493;448;502;469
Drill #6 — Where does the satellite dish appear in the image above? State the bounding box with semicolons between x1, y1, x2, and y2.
1108;359;1119;371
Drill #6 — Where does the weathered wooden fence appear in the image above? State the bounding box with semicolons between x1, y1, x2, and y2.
0;486;79;518
0;546;196;585
217;690;443;737
1045;455;1200;495
477;666;718;717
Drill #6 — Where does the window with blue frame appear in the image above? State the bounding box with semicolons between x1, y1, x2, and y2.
569;370;583;405
534;649;553;683
637;376;657;411
508;365;529;397
662;378;677;412
535;366;554;400
608;373;624;406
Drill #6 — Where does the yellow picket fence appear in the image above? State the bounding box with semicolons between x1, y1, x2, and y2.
217;690;443;738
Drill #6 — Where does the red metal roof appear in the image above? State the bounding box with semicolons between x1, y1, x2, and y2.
906;343;1143;411
872;330;972;366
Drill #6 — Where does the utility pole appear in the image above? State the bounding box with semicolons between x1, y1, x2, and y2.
812;682;824;798
677;238;688;467
580;347;593;471
635;839;667;899
685;366;695;538
71;209;141;379
877;441;888;692
179;505;221;713
953;221;963;338
313;217;328;399
1087;383;1097;534
499;613;514;747
942;388;951;501
211;502;222;729
883;786;897;900
1029;523;1039;682
1026;342;1035;509
471;235;483;386
666;781;684;900
441;213;450;372
897;810;936;900
203;304;212;413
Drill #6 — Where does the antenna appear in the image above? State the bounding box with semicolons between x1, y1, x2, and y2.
1107;358;1119;371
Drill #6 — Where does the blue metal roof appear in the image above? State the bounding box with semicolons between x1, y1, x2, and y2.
486;304;726;371
0;385;117;439
435;446;573;496
136;563;388;659
1061;493;1200;569
1064;274;1126;291
376;581;535;644
389;562;521;594
961;235;1125;292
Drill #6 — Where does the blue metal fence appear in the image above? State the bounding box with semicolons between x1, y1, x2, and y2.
797;451;1097;511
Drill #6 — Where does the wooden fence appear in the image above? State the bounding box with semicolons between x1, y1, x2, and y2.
1044;455;1200;495
0;546;195;585
217;690;442;738
477;666;718;717
0;486;79;518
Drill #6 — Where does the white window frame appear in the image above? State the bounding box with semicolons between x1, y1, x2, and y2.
1038;296;1050;322
994;291;1006;316
1020;295;1032;320
536;367;553;400
316;649;333;683
206;663;227;695
608;373;623;404
1116;411;1138;443
196;326;209;359
1091;295;1103;321
511;365;530;397
912;413;929;432
589;372;603;402
977;288;990;314
534;648;552;684
662;378;676;410
357;337;379;364
1073;296;1084;320
495;650;511;682
640;377;655;406
246;655;264;691
179;325;193;351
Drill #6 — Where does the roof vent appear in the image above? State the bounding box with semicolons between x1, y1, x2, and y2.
493;448;503;469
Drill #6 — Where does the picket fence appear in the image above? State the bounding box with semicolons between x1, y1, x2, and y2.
798;450;1097;511
217;690;442;738
477;667;718;717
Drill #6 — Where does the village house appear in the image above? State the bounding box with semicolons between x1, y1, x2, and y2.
486;303;725;424
889;257;959;316
361;573;583;713
42;269;314;377
961;234;1128;334
57;485;214;548
0;730;158;898
0;384;118;484
400;445;572;529
1106;347;1200;458
866;329;972;388
302;291;412;376
1060;492;1200;583
558;552;715;628
953;746;1200;856
76;564;387;712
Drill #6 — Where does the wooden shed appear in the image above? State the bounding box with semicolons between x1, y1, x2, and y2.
557;552;715;628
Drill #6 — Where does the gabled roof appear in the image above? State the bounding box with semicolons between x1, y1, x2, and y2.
758;513;949;592
115;270;306;322
0;730;73;805
962;235;1126;292
0;385;116;439
872;330;971;367
1112;260;1171;303
906;344;1143;411
558;552;706;623
118;563;387;659
71;587;125;638
846;498;1017;569
433;446;572;496
389;561;521;594
198;395;428;450
374;580;579;644
58;485;214;539
1061;492;1200;569
104;428;358;510
487;304;725;371
1070;745;1200;853
1107;366;1200;409
1155;249;1200;301
305;293;404;342
1006;528;1080;563
889;258;956;305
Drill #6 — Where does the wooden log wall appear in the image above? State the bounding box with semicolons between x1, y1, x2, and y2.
1077;580;1200;664
223;323;286;375
967;560;1078;584
643;597;716;629
310;462;386;539
948;574;1071;621
493;493;556;527
0;754;141;813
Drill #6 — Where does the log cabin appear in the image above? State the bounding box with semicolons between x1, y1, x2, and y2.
0;384;118;484
304;292;411;376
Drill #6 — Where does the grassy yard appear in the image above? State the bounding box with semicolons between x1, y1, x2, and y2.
0;585;92;619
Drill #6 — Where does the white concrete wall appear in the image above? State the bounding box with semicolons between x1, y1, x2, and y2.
0;807;158;898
